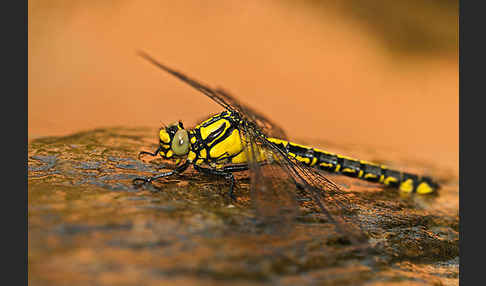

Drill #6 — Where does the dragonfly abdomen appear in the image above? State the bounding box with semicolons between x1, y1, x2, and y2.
267;138;439;194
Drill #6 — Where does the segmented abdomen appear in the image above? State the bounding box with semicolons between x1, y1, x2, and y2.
267;138;439;194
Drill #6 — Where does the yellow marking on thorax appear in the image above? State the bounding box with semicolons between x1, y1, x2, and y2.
210;163;225;169
197;114;221;126
209;128;244;159
188;151;197;161
231;151;248;164
199;119;230;144
199;149;207;159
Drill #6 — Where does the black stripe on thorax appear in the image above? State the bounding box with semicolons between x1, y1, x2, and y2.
190;129;204;154
200;112;229;127
204;122;227;144
194;119;239;163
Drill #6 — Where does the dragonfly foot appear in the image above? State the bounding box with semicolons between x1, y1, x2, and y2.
132;176;152;186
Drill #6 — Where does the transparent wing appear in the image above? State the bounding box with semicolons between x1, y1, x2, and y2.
241;121;366;243
214;88;287;139
239;122;298;232
138;51;287;139
138;52;365;242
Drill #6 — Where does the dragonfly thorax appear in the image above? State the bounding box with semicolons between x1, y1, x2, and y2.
186;112;266;165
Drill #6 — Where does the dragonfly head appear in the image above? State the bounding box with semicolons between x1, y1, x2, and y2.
159;121;190;158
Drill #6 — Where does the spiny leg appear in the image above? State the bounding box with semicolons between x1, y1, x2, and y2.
193;164;248;201
138;146;162;160
133;160;190;186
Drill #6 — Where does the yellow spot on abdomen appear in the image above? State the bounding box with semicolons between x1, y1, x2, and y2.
364;173;378;179
342;168;356;174
295;154;310;165
416;182;434;194
320;162;333;168
268;138;288;147
399;179;414;193
384;176;398;185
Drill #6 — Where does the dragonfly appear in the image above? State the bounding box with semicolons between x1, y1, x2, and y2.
133;51;439;241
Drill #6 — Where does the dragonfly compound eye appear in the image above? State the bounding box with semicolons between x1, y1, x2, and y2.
172;129;190;155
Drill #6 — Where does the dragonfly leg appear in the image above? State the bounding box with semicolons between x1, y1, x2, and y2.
138;146;162;160
193;164;248;201
133;160;190;185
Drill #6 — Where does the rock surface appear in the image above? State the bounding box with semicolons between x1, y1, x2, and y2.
28;127;458;286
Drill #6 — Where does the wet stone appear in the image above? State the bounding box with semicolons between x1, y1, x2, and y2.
28;155;58;172
28;127;459;286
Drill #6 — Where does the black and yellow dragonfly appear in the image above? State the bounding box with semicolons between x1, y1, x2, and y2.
133;51;439;239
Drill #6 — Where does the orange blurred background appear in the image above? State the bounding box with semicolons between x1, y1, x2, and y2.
28;0;458;173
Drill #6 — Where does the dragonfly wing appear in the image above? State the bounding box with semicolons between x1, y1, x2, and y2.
138;52;366;243
245;123;367;243
138;51;288;139
215;88;288;139
239;123;298;231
